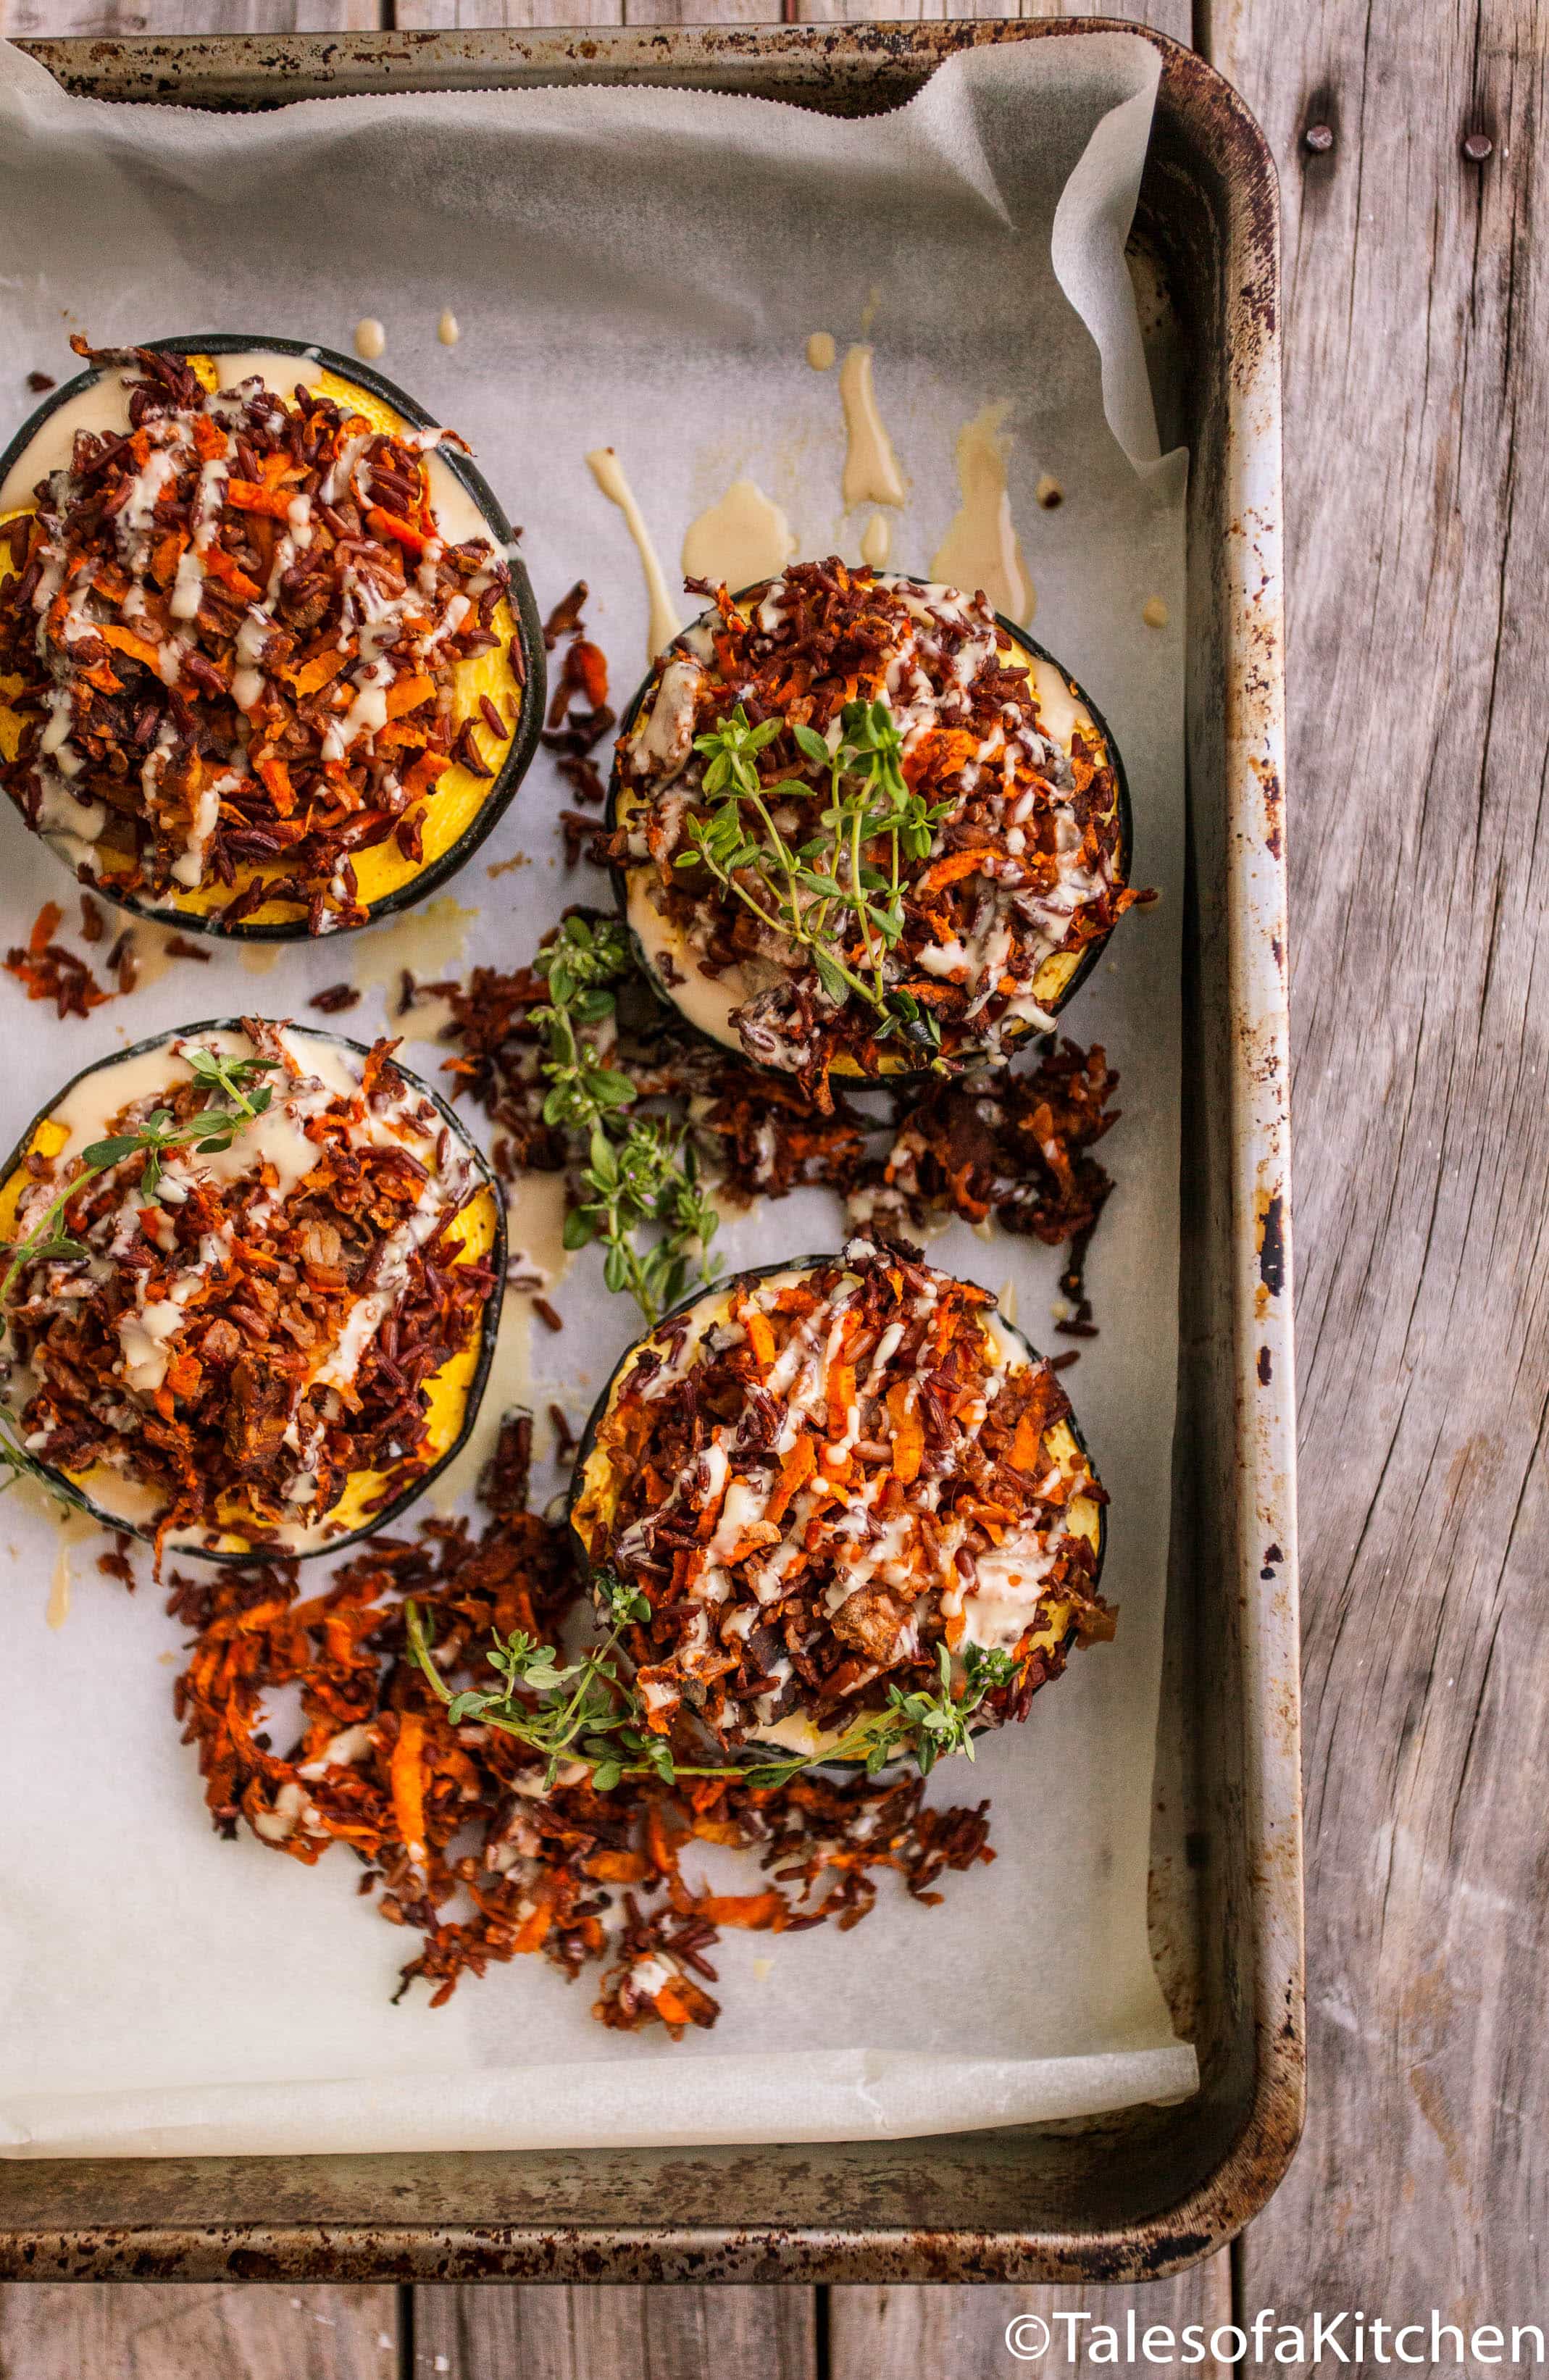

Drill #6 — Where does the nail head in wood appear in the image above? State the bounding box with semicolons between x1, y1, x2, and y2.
1461;130;1493;162
1303;123;1335;154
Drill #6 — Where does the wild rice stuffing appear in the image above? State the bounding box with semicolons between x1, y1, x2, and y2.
0;341;516;931
572;1238;1113;1753
2;1020;496;1564
612;560;1141;1094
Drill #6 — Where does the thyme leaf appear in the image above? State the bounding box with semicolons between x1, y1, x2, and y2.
533;915;719;1325
406;1598;1018;1792
678;698;953;1053
0;1048;279;1485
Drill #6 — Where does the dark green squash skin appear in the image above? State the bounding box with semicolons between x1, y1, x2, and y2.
0;1017;506;1565
604;576;1133;1095
0;333;546;940
567;1252;1107;1771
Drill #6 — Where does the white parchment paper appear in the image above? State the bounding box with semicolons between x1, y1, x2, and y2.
0;30;1194;2158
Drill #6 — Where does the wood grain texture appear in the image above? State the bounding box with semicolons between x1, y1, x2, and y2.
1210;0;1549;2344
393;0;625;26
414;2284;816;2379
0;0;377;32
396;0;1190;38
0;2286;398;2380
830;2261;1236;2378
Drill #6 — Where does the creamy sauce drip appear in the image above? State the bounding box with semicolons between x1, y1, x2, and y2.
1;353;490;560
354;318;386;362
859;512;892;570
621;584;1101;1060
930;401;1035;628
580;1264;1101;1742
12;1023;477;1553
585;446;682;664
680;480;796;597
348;894;480;998
805;332;836;372
438;311;461;348
4;350;495;899
45;1505;99;1630
838;346;906;512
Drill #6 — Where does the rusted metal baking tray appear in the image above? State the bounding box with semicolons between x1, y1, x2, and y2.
0;19;1301;2284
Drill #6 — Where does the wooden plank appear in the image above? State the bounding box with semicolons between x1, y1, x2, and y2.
0;0;378;32
395;0;624;26
830;2258;1235;2378
1208;0;1549;2342
622;0;1190;34
0;2285;398;2379
415;2284;817;2379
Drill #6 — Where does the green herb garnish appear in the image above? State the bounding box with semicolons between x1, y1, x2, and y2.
406;1594;1018;1794
534;914;719;1324
0;1046;277;1487
675;697;953;1053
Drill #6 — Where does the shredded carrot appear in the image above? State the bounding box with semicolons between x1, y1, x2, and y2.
917;848;988;895
389;1711;427;1860
383;672;436;721
512;1895;556;1955
1009;1411;1045;1474
743;1308;776;1371
198;543;261;604
825;1361;856;1441
224;480;298;521
191;414;227;462
886;1379;924;1483
646;1802;685;1873
28;901;62;957
767;1433;817;1523
149;529;185;587
255;755;296;817
100;622;163;672
586;1849;652;1883
689;1890;785;1931
365;504;435;556
402;749;453;798
286;648;346;699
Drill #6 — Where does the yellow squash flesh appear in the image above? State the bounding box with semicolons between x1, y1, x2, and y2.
572;1274;1103;1761
0;356;519;929
0;1098;498;1555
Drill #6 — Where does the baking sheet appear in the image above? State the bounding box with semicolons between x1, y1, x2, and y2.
0;29;1194;2158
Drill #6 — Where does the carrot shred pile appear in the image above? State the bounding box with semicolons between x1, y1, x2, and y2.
0;341;519;932
170;1416;995;2029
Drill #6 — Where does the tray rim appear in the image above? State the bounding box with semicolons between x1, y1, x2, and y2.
0;14;1303;2286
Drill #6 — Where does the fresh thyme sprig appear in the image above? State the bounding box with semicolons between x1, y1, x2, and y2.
675;698;955;1056
0;1046;278;1487
534;915;719;1324
406;1591;1018;1794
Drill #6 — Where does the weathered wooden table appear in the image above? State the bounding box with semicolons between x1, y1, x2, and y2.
0;0;1535;2368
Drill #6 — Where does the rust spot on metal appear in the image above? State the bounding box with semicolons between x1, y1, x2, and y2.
1254;1187;1285;1298
1256;1344;1272;1385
